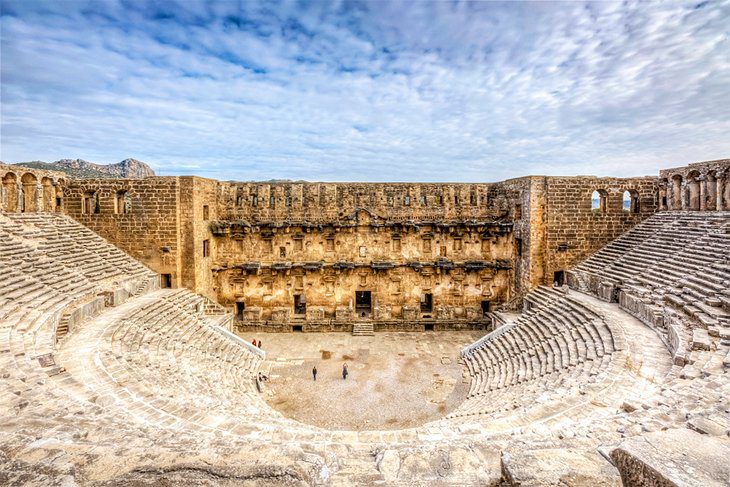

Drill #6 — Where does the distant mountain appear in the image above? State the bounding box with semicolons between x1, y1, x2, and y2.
13;158;155;179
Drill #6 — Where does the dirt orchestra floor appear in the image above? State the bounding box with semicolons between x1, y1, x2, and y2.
247;331;485;431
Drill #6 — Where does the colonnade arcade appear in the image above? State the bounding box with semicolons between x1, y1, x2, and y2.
658;163;729;211
0;169;64;213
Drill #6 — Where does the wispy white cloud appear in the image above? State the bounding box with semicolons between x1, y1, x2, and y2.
1;0;728;182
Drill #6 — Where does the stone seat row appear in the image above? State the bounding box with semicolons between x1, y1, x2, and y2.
569;210;728;305
2;213;152;286
462;288;619;402
573;212;726;281
84;290;267;429
451;352;614;421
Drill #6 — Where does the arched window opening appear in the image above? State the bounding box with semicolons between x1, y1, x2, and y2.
55;185;63;212
591;189;607;214
705;172;717;211
658;179;668;210
671;175;683;209
623;190;639;214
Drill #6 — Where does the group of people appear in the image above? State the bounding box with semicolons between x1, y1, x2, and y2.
312;363;348;381
250;338;262;349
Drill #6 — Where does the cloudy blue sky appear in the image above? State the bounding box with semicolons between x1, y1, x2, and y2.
1;1;728;181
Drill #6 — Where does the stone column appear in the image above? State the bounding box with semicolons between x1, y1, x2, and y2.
35;183;43;213
16;182;23;213
717;172;725;211
667;182;673;210
679;179;688;210
699;175;706;211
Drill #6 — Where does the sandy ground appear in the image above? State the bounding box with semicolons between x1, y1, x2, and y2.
247;331;485;431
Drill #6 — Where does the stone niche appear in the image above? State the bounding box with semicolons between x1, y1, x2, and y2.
465;306;481;320
335;306;355;321
435;306;454;320
271;307;290;323
243;307;261;321
306;307;325;321
402;305;418;321
374;304;392;320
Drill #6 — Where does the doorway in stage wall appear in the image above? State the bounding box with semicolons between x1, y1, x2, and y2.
355;291;372;318
420;293;433;315
236;301;245;320
294;294;306;315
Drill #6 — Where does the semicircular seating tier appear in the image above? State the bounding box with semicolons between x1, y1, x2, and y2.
1;211;729;486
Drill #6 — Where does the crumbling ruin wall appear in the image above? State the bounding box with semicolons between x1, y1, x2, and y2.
63;178;182;286
217;182;498;222
56;170;671;329
211;181;523;330
541;176;658;284
179;176;218;300
490;176;539;303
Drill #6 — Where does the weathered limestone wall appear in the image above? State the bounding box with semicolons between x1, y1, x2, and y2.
212;221;513;326
540;176;658;284
59;160;730;329
209;181;525;329
179;177;218;300
217;182;500;222
58;172;665;327
1;163;66;213
492;177;538;300
63;178;182;286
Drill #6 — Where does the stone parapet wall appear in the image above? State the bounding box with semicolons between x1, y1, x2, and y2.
64;177;182;286
541;175;658;283
217;181;512;224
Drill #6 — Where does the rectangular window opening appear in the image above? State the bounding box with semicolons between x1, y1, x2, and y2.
202;239;210;258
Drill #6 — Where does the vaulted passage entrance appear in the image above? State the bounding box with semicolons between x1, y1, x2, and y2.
294;294;306;315
356;291;371;318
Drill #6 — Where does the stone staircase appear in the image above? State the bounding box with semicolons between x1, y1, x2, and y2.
55;312;71;343
352;322;374;336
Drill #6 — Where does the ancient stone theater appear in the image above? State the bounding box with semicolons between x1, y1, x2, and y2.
1;158;728;486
